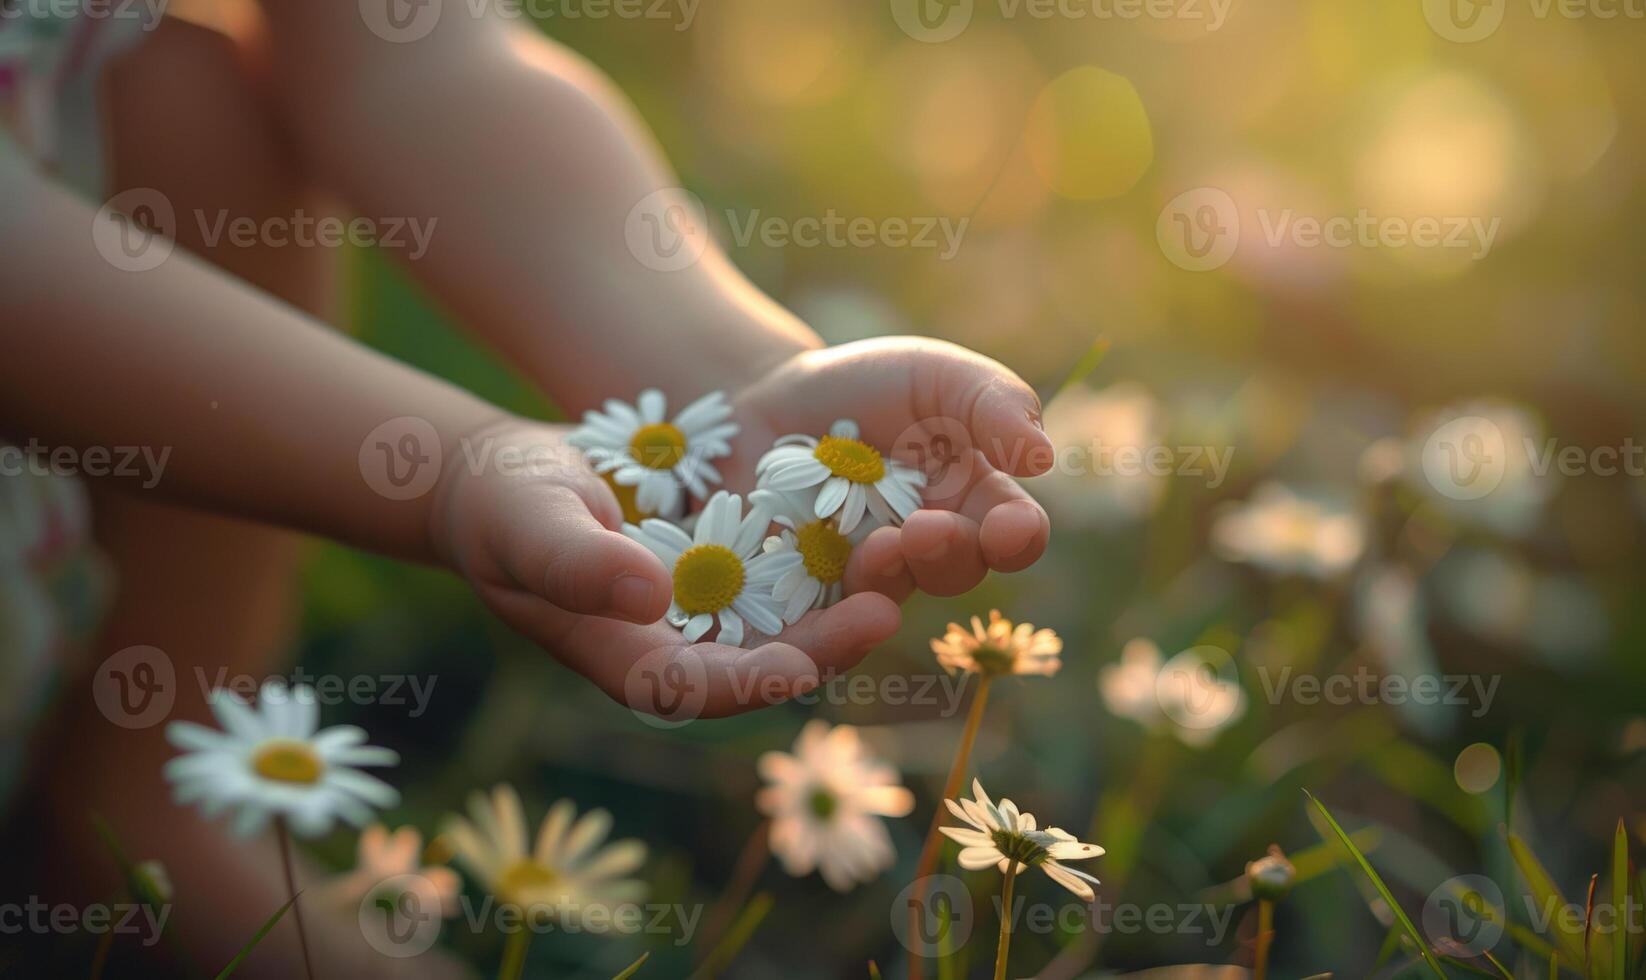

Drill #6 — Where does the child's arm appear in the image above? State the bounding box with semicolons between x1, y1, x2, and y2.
253;5;1054;594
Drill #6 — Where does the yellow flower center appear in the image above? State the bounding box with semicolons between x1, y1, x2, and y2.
673;544;745;616
970;643;1018;677
813;435;885;484
251;741;324;785
628;423;687;471
496;859;559;909
602;472;647;524
795;520;851;585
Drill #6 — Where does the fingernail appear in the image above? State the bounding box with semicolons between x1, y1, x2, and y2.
612;574;656;620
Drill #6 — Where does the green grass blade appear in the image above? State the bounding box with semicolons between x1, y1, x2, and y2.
868;961;882;980
1305;790;1448;978
213;895;297;980
690;891;772;980
1506;831;1588;966
611;952;649;980
1615;820;1629;980
1039;336;1111;406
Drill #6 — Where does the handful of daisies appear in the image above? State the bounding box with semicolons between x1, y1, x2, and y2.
569;390;927;647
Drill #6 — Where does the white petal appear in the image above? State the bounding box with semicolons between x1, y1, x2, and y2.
684;613;715;642
814;477;849;519
637;389;666;424
717;609;745;648
829;419;860;439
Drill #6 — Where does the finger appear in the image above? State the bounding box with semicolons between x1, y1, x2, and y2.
776;591;902;675
929;347;1054;478
954;470;1051;572
899;509;988;597
495;486;672;624
843;525;916;603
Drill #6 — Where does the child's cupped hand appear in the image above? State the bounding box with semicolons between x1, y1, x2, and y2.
429;338;1052;719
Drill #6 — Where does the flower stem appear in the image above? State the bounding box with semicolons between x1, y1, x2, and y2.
1253;898;1275;980
274;818;316;980
696;819;771;965
908;674;992;980
994;861;1019;980
498;925;532;980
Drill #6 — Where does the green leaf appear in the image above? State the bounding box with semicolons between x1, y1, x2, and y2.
611;952;649;980
1304;790;1447;979
1615;820;1629;980
213;895;298;980
690;892;773;980
868;962;882;980
1506;831;1588;966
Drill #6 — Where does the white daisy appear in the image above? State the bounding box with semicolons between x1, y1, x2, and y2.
567;389;738;521
623;490;786;648
755;419;925;535
750;488;869;624
164;681;400;839
939;779;1104;900
1211;482;1365;579
1098;639;1246;748
930;610;1062;678
443;784;647;924
756;721;914;892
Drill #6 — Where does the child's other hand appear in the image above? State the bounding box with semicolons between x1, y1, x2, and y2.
428;421;899;718
730;337;1054;601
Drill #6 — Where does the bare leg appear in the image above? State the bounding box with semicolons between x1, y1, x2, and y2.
19;17;461;979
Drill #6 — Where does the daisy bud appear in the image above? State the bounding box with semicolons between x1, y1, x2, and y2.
133;860;173;904
1245;844;1296;902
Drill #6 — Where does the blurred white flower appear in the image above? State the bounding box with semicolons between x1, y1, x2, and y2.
624;491;786;648
1212;482;1365;579
756;419;926;534
319;824;459;916
1409;400;1555;537
568;389;738;520
1355;565;1450;739
1437;549;1607;665
756;720;914;891
931;609;1062;678
164;681;400;839
444;784;646;924
1099;639;1246;748
751;488;870;624
1035;382;1166;528
939;779;1104;900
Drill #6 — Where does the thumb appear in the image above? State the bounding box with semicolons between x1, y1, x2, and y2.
494;485;673;623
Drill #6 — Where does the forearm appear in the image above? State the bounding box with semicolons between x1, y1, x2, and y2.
259;6;819;409
0;160;502;562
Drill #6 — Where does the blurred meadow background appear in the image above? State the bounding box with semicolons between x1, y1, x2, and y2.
306;0;1645;975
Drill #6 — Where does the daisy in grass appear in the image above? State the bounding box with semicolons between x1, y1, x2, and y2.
751;487;869;624
940;778;1103;900
318;824;459;916
1099;639;1246;747
755;419;925;535
931;610;1062;678
757;721;914;891
164;681;400;838
567;389;737;521
1211;482;1365;580
444;784;647;923
624;490;785;647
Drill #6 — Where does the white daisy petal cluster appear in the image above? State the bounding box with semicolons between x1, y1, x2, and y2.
756;419;925;535
751;487;871;625
568;389;738;521
444;784;647;925
624;490;787;647
756;720;915;891
164;681;400;839
940;779;1104;900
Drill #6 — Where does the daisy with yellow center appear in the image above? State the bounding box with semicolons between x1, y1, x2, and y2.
567;388;738;521
755;418;925;534
164;681;400;839
623;490;786;647
443;784;647;921
756;720;915;891
750;488;868;624
931;610;1063;678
